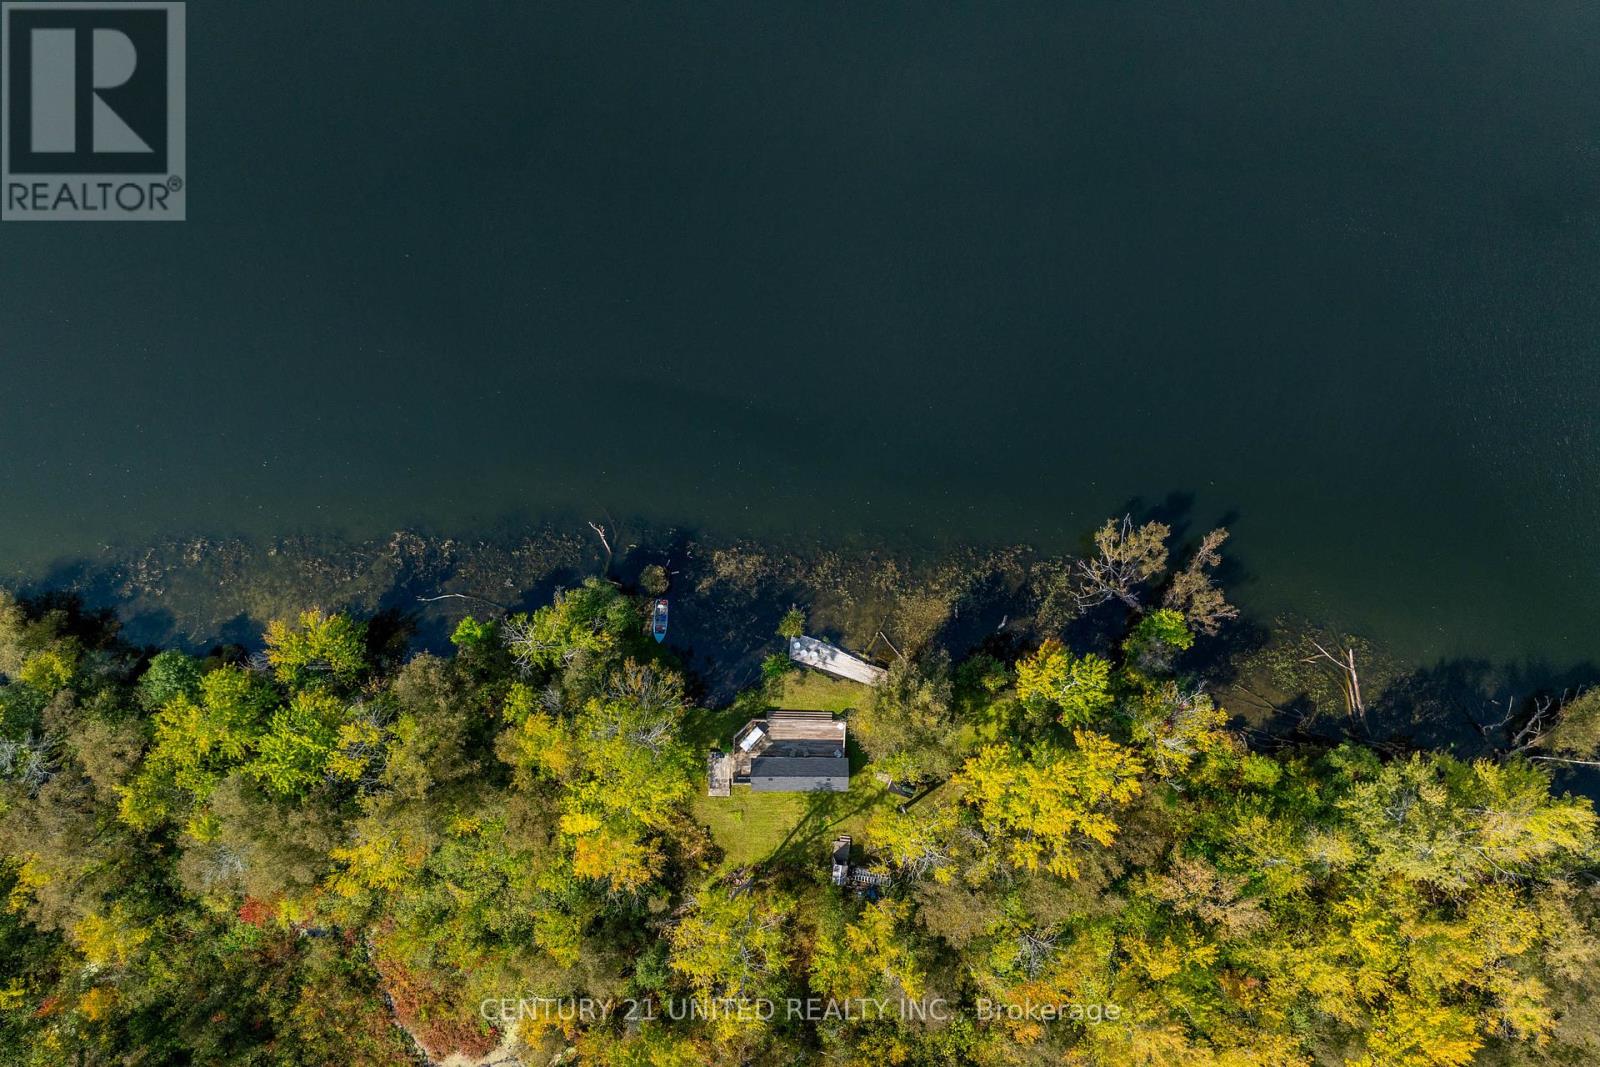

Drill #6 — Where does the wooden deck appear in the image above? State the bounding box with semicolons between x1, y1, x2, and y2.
768;709;847;743
789;636;887;686
707;751;734;797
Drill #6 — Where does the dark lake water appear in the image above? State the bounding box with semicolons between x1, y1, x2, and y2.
3;2;1599;666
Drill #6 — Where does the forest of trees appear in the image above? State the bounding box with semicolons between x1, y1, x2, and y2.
2;519;1600;1065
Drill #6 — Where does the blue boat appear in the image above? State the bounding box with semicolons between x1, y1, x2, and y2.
651;598;669;643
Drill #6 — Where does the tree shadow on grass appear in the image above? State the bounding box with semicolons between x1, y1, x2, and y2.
765;783;891;873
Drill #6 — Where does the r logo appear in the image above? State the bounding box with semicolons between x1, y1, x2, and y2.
7;5;167;172
2;2;184;219
30;24;156;155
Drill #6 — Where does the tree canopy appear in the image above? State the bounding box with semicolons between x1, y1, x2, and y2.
0;534;1597;1067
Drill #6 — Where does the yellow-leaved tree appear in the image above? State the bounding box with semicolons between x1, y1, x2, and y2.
953;730;1145;879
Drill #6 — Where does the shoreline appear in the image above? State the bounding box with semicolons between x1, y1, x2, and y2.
5;522;1597;792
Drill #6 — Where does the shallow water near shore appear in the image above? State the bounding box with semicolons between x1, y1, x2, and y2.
3;2;1599;668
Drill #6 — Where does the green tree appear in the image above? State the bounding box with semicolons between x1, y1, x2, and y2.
854;650;962;781
244;689;352;798
777;607;805;640
449;616;497;653
264;609;368;690
811;899;925;1001
136;649;201;711
953;731;1144;879
118;665;276;831
669;883;793;1004
502;579;639;677
640;565;670;597
1123;608;1193;673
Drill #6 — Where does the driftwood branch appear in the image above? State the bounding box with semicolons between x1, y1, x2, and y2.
415;592;511;611
1488;686;1592;758
1303;641;1365;720
1507;695;1558;754
1516;751;1600;767
587;521;613;563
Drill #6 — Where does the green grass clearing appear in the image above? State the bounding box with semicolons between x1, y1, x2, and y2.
691;774;897;871
688;668;894;872
770;670;869;714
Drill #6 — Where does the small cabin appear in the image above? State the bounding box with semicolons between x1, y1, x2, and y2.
707;710;850;795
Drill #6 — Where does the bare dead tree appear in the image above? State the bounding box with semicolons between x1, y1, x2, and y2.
324;701;391;792
192;841;248;891
588;521;613;565
894;835;952;880
1480;687;1600;766
629;717;676;754
501;615;551;677
1013;930;1058;978
1489;693;1559;756
1072;515;1171;610
1303;641;1365;721
1163;527;1240;635
607;660;681;711
0;732;59;793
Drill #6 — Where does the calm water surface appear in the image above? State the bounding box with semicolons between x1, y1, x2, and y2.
2;3;1599;665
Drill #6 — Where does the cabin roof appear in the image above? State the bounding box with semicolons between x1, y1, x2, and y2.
749;756;849;792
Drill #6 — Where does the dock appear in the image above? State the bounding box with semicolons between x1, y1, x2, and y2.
788;636;887;686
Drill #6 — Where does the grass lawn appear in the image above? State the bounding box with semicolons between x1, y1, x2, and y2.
691;775;897;870
770;671;868;715
687;669;899;872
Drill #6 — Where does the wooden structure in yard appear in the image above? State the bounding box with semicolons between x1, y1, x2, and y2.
831;835;852;886
707;749;733;797
788;636;887;686
747;709;846;744
828;833;891;893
